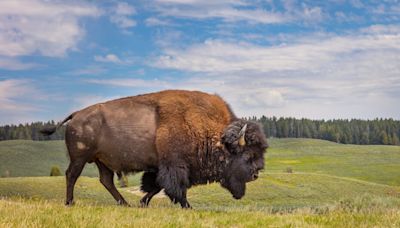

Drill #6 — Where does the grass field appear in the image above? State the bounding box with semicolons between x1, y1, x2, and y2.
2;197;399;227
0;175;399;227
0;138;400;227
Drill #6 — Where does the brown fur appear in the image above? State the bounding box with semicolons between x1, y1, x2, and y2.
134;90;236;181
41;90;267;208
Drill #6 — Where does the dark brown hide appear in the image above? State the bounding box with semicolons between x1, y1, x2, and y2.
41;90;268;208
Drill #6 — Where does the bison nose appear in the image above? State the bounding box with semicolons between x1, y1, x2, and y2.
233;195;241;200
253;173;259;180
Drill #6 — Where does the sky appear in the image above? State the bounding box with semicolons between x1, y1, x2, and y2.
0;0;399;125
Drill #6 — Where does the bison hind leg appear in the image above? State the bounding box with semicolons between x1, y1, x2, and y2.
65;159;86;206
95;160;129;206
140;171;161;207
156;162;192;208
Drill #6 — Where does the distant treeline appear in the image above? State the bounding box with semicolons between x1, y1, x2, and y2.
0;117;399;145
245;116;400;145
0;121;65;141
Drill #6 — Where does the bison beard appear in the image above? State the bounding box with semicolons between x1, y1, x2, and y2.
40;90;268;208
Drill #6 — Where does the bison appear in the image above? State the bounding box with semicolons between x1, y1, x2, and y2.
41;90;268;208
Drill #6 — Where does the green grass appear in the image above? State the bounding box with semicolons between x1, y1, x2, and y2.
267;138;400;186
1;174;399;210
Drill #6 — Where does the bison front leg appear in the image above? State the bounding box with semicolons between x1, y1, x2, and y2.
140;171;162;207
157;163;192;209
178;188;191;208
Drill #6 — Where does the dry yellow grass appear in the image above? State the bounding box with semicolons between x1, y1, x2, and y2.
1;198;400;228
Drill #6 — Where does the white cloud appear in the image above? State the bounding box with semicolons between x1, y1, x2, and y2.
145;17;173;26
0;57;39;70
334;11;363;23
94;54;122;64
110;2;136;29
82;60;399;119
153;27;400;73
151;0;288;24
0;79;45;124
93;53;135;65
72;95;120;111
154;30;183;48
0;0;100;58
149;0;333;25
283;1;326;23
301;5;323;22
69;65;107;76
86;78;171;88
83;75;288;117
241;90;285;108
350;0;364;8
148;25;400;118
361;24;400;34
0;79;38;111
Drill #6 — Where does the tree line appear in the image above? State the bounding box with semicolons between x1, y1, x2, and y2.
0;117;399;145
0;121;65;141
245;116;400;145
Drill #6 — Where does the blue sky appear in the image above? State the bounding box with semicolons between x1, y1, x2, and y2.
0;0;399;124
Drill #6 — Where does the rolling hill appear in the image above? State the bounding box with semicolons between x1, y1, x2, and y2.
1;138;399;185
266;138;400;186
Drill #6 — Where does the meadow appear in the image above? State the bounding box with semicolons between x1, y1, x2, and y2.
0;138;399;227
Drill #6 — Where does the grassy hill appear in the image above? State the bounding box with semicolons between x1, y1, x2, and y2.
0;140;97;177
266;138;400;186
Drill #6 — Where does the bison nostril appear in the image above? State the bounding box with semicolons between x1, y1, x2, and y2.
253;173;258;180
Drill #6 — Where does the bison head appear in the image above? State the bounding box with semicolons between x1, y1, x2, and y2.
219;120;268;199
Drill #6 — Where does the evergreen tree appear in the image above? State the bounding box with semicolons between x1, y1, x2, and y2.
392;133;399;145
380;131;389;145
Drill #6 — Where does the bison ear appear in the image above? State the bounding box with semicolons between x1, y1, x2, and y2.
238;124;247;146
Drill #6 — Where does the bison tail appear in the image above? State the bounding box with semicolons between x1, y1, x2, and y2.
39;113;75;136
39;126;57;136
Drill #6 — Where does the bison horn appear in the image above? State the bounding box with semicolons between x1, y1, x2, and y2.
238;124;247;146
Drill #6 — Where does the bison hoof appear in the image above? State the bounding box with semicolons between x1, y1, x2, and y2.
181;201;192;209
140;197;150;207
65;200;74;206
117;200;130;207
140;201;148;208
